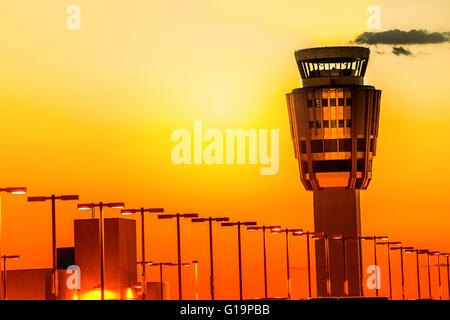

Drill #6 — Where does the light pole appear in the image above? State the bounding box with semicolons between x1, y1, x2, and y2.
292;231;323;299
271;227;303;299
1;255;19;300
357;236;388;297
416;250;431;299
407;248;422;299
192;260;199;300
221;221;257;300
158;213;198;300
0;186;26;300
441;253;450;300
247;225;280;299
191;216;229;300
27;194;79;299
361;236;388;296
310;232;334;297
430;251;442;300
121;207;164;300
376;241;400;299
78;201;125;300
391;246;414;300
147;261;192;300
329;235;345;296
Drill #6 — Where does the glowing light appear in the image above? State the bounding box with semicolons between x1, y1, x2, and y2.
121;210;134;216
125;287;137;300
80;289;119;300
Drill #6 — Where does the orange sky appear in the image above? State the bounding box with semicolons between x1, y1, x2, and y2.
0;0;449;299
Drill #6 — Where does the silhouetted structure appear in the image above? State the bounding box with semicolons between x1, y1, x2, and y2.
74;218;137;299
286;46;381;296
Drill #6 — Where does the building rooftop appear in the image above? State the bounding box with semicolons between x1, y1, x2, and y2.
293;46;371;87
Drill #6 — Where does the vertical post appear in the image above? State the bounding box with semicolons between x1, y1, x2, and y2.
387;243;392;299
416;250;421;299
160;264;163;300
0;197;3;298
373;238;378;297
306;232;311;298
208;218;214;300
400;248;405;300
324;236;331;297
0;196;3;301
176;214;182;300
359;237;363;297
194;262;199;300
437;254;442;300
427;252;432;299
141;208;146;300
51;195;57;300
342;238;348;296
2;256;6;300
285;229;291;299
446;256;450;300
99;202;105;300
262;226;268;299
237;222;243;300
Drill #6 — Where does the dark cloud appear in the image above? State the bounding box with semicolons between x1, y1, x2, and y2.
355;29;449;45
392;46;412;56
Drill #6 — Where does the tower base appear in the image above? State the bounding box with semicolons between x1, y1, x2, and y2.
313;188;361;297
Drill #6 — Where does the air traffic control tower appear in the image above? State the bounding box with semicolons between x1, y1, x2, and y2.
286;46;381;297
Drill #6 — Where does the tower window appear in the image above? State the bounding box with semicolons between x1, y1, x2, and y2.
310;140;323;153
316;121;322;128
338;98;344;106
346;98;352;106
315;99;321;107
322;99;328;107
338;120;345;128
357;159;366;171
357;139;366;152
330;99;336;106
313;160;350;172
346;119;352;127
339;139;352;152
330;120;337;128
307;99;313;108
323;120;329;128
324;139;338;152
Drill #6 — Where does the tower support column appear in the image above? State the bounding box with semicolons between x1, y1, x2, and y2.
313;188;361;297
